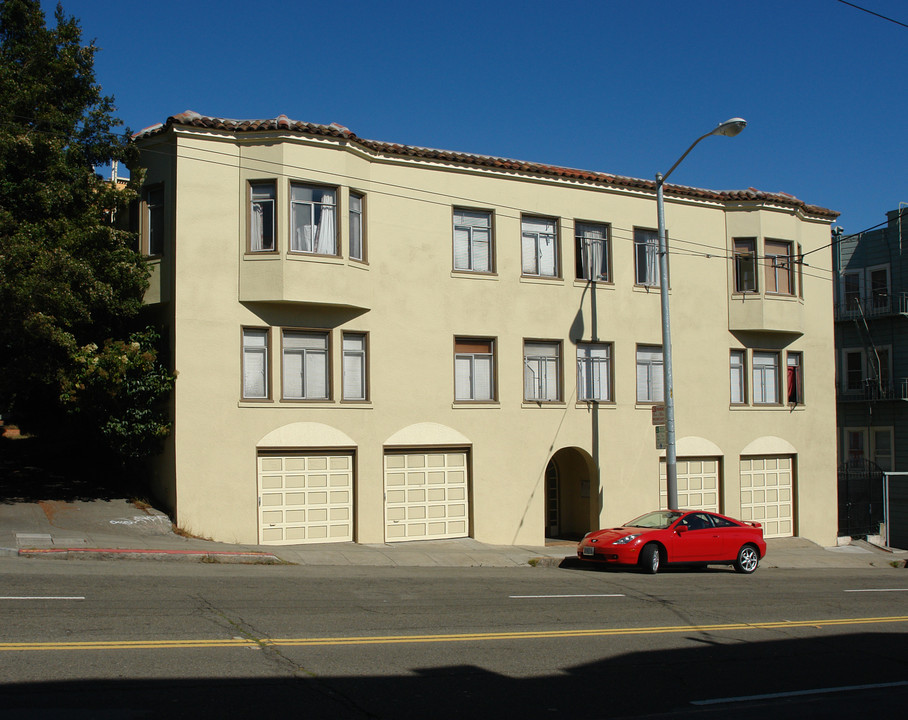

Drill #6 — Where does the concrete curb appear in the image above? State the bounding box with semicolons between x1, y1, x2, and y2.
17;547;284;564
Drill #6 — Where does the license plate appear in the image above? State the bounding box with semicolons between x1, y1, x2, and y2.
582;546;595;557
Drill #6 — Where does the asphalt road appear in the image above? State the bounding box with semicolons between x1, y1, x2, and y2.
1;558;907;718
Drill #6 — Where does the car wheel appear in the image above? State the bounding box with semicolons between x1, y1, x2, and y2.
734;544;759;574
639;544;660;574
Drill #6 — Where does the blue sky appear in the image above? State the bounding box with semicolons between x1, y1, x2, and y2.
51;0;907;235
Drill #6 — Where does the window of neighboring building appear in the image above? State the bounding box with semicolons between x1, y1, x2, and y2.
842;271;863;312
844;349;865;392
787;352;803;405
730;349;746;405
634;228;660;287
249;181;276;252
455;338;495;401
636;345;664;402
845;428;866;463
524;340;561;401
453;209;492;272
872;427;894;471
290;184;336;255
575;222;610;282
349;192;365;261
577;342;612;402
242;328;269;399
521;216;558;277
342;333;367;401
144;185;164;256
764;239;794;295
752;351;780;404
733;238;757;293
282;330;329;400
869;265;890;311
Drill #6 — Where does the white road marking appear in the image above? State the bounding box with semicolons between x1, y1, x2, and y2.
844;588;908;593
692;680;908;706
0;596;85;601
509;594;624;599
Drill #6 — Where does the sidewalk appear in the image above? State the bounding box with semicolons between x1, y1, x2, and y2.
1;498;905;569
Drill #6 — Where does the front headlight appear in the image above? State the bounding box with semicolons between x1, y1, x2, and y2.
613;534;640;545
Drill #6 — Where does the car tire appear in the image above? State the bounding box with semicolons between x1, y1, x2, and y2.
734;544;760;574
639;544;661;574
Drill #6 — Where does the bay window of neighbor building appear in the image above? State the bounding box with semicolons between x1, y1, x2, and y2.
733;238;757;293
752;351;780;404
575;222;610;282
453;208;493;272
730;350;746;405
787;352;803;405
242;328;269;399
764;239;794;295
349;192;365;261
577;343;612;402
282;330;329;400
454;338;495;401
342;333;367;401
634;228;660;287
524;341;561;401
636;346;664;403
144;185;165;256
249;181;276;252
290;184;336;255
521;216;558;277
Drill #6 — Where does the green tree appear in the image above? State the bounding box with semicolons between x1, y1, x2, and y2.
0;0;172;466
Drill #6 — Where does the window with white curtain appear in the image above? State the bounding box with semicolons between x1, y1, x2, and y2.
145;185;165;256
282;331;329;400
577;343;612;401
453;209;492;272
455;338;495;401
730;350;746;405
636;345;664;402
752;351;780;404
634;228;660;286
349;192;364;261
764;239;793;295
290;184;336;255
249;182;275;252
575;222;610;282
524;341;561;401
521;216;557;277
342;333;367;400
242;328;269;399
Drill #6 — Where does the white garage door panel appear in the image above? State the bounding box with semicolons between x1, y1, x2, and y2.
384;451;469;542
740;455;793;538
258;454;353;545
660;457;720;512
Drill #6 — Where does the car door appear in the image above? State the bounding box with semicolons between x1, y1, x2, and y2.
673;512;723;561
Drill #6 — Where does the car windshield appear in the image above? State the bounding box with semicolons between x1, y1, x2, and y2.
624;511;683;529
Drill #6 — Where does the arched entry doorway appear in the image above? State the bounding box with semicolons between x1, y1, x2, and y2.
545;447;596;539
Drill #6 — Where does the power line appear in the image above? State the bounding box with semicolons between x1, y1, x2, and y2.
836;0;908;29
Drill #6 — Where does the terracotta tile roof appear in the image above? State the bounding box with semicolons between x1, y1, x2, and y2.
133;111;838;220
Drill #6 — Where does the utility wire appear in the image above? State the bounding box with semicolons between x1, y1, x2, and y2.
836;0;908;29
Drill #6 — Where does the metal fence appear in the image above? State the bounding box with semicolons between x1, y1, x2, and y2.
837;458;885;538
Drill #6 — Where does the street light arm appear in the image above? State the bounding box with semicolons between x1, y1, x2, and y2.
659;118;747;185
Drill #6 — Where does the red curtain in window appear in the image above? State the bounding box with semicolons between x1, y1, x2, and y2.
787;365;801;404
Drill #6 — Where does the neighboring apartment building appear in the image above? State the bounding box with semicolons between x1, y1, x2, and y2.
834;207;908;472
132;111;839;547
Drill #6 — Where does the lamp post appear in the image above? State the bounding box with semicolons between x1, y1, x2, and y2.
657;118;747;511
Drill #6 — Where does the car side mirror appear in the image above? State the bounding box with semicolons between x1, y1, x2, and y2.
676;525;688;534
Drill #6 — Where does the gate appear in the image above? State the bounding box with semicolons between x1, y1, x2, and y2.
837;458;884;538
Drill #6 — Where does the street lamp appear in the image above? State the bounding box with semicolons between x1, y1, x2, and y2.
657;118;746;511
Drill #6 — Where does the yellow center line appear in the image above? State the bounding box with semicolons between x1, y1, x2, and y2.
2;615;907;652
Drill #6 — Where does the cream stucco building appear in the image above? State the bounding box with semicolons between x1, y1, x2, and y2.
133;111;839;547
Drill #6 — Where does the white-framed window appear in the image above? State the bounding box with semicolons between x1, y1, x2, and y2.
764;239;794;295
636;345;664;402
841;270;863;312
872;427;894;470
242;328;269;399
290;184;336;255
868;264;891;311
844;427;866;463
842;348;865;392
349;192;364;261
752;351;780;404
455;338;495;401
576;222;610;282
577;343;612;402
787;352;803;405
730;349;746;404
524;341;561;401
634;228;660;287
282;330;329;400
521;216;557;277
342;333;367;400
249;181;276;252
144;185;164;256
454;209;492;272
733;238;757;292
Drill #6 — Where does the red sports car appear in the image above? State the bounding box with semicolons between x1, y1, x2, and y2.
576;510;766;574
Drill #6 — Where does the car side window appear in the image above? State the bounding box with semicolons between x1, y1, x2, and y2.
711;516;737;528
681;513;714;531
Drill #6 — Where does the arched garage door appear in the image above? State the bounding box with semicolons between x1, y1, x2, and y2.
740;455;794;538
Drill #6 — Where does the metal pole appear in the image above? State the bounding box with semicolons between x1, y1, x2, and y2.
656;173;678;510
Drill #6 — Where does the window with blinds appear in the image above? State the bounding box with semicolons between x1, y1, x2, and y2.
282;331;329;400
454;338;494;401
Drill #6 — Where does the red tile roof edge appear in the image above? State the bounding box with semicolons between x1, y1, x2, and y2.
133;111;838;220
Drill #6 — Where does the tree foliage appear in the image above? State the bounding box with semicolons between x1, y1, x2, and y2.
0;0;172;465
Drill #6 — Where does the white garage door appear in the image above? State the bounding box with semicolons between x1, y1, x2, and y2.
258;453;353;545
740;455;794;538
660;457;720;512
384;451;469;542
